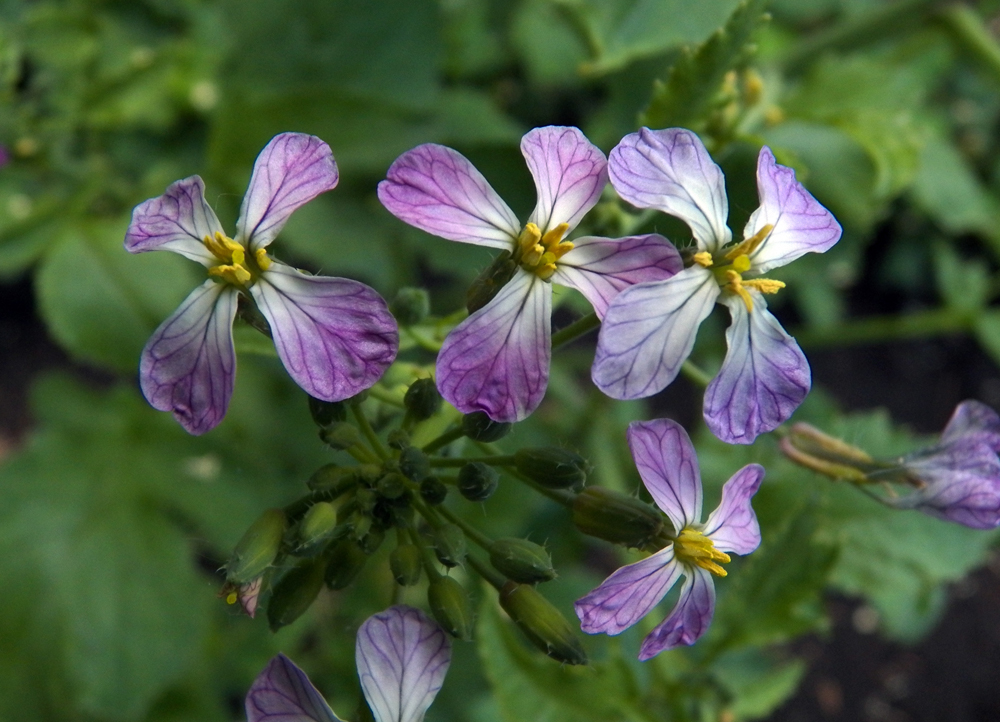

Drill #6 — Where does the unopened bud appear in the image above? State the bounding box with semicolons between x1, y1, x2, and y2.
489;538;556;583
296;502;340;553
462;412;512;442
498;582;587;665
514;448;589;489
389;544;424;586
420;476;448;505
433;523;467;568
355;487;377;513
377;472;409;500
350;512;373;541
428;575;473;640
358;525;386;555
307;463;368;494
267;558;326;631
780;422;879;483
404;378;441;421
324;539;368;590
458;462;500;502
572;487;663;548
466;250;517;313
387;429;411;450
390;287;430;326
320;422;362;450
226;508;286;584
398;446;430;481
308;395;347;427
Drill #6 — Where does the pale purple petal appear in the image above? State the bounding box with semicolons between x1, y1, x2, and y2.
250;263;398;401
436;269;550;423
522;126;607;234
704;295;810;445
701;464;764;555
744;147;842;275
140;281;238;435
608;128;730;250
575;547;682;636
550;233;682;319
238;577;263;619
245;654;343;722
638;567;716;660
236;133;339;251
591;266;719;400
356;606;451;722
124;176;222;265
378;144;519;249
627;418;703;529
941;400;1000;451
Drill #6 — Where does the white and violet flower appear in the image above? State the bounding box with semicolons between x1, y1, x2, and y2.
575;418;763;660
592;128;842;444
378;126;681;423
125;133;398;434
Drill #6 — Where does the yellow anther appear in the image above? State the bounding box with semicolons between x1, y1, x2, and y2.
724;223;773;261
731;254;751;274
519;221;574;278
725;270;754;313
692;251;713;268
744;278;786;295
203;231;244;263
674;528;731;577
255;247;272;271
209;263;252;285
517;223;542;253
226;591;238;605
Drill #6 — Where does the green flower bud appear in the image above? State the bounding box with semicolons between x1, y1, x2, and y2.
433;523;467;568
572;486;663;548
226;508;286;584
307;463;366;494
377;472;409;500
514;448;590;489
458;461;500;502
404;378;442;421
355;487;378;513
398;446;430;482
267;558;326;631
296;501;340;553
462;412;512;442
320;422;362;450
466;250;516;313
428;575;473;640
489;538;556;584
358;525;386;555
420;476;448;506
390;287;431;326
498;582;588;665
387;429;411;450
324;539;368;590
389;544;423;586
350;512;373;541
308;395;347;427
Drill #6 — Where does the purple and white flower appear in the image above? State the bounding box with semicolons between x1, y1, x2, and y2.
378;126;681;422
246;605;451;722
125;132;398;434
575;418;763;660
592;128;842;444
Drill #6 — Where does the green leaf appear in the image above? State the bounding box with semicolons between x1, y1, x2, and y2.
911;135;999;238
933;242;989;313
641;0;768;128
714;649;806;721
974;310;1000;366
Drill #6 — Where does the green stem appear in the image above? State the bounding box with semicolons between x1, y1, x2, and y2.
551;312;601;351
471;441;577;507
367;384;405;408
936;4;1000;85
345;444;380;465
434;504;495;551
407;527;443;580
402;326;443;353
791;308;971;349
680;360;713;388
422;426;465;454
428;455;517;468
351;405;390;461
465;551;507;591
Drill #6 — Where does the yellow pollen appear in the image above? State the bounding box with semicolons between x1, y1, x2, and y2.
744;278;786;295
674;528;731;577
255;247;272;271
692;251;713;268
518;221;574;278
724;223;774;261
725;270;755;313
226;591;238;605
202;231;260;286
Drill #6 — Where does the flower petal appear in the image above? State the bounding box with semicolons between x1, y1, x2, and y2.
436;269;550;422
744;146;842;275
245;654;344;722
701;464;764;555
522;126;608;234
575;547;682;636
608;128;730;250
356;606;452;722
941;400;1000;451
638;567;716;660
627;418;703;529
140;281;238;435
551;233;682;319
378;144;520;249
704;294;810;445
591;267;719;400
124;176;222;265
250;263;398;401
236;133;339;251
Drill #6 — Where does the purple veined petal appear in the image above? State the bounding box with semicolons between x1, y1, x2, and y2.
236;133;339;251
627;418;703;529
591;266;719;400
239;576;264;618
608;128;730;251
124;176;223;265
378;144;520;249
356;606;452;722
744;146;842;275
245;654;344;722
703;294;810;445
436;269;550;423
638;567;716;660
140;280;238;435
575;547;682;636
250;263;398;401
940;400;1000;451
701;464;764;555
522;126;608;235
551;233;682;319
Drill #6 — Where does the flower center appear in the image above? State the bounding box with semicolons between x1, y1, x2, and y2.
516;222;573;280
203;231;271;287
673;528;731;577
692;224;785;312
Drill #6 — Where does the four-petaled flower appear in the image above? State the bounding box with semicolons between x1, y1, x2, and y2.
125;132;398;434
592;128;842;444
378;126;681;423
246;605;451;722
575;418;763;660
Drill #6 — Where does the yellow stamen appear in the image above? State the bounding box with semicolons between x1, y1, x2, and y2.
255;247;272;271
724;223;774;261
203;230;245;262
674;528;731;577
731;253;751;273
725;270;754;313
202;230;260;287
518;221;574;278
209;263;252;285
692;251;713;268
517;222;542;253
744;278;786;295
226;591;238;605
